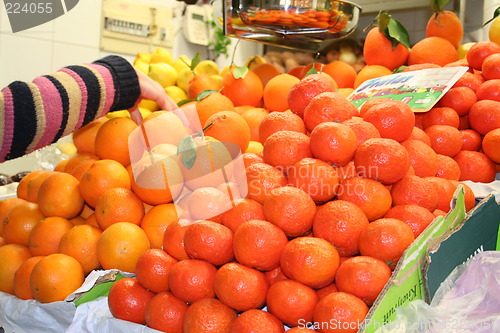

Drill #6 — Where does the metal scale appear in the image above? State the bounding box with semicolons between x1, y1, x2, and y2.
212;0;362;52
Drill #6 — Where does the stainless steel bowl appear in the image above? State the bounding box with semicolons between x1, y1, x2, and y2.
214;0;361;52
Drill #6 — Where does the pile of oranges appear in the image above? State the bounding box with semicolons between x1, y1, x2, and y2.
0;9;499;333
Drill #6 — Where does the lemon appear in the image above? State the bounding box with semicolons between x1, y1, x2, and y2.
172;55;191;73
106;110;131;119
148;63;178;87
457;42;475;60
245;55;266;70
489;16;500;45
135;52;151;63
165;86;188;104
210;74;224;85
176;67;195;92
150;47;174;65
56;142;77;157
139;107;152;119
245;141;263;154
134;59;150;74
194;60;220;76
221;64;237;77
138;99;160;112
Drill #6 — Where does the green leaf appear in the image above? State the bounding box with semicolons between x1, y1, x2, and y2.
233;66;248;79
393;65;407;73
483;6;500;26
177;98;196;107
197;90;218;101
430;0;450;12
177;135;198;169
385;17;411;50
376;11;392;32
190;52;201;71
305;66;318;76
74;272;127;307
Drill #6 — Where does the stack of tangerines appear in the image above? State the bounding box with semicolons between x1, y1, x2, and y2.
0;9;500;333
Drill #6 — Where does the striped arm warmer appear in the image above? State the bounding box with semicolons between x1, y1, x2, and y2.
0;55;140;162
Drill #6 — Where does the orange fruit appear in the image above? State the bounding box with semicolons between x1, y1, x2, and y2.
70;159;96;181
384;204;436;237
25;170;54;203
435;154;461;181
204;110;251;153
13;256;43;300
242;152;264;169
240;107;269;142
233;219;288;271
107;277;154;324
265;266;288;286
353;65;392;89
163;221;190;261
30;253;84;303
313;292;369;333
460;129;481;151
168;259;217;303
141;203;178;249
363;99;415;142
79;159;131;208
229;309;284;333
453;71;485;92
38;172;85;219
72;117;107;155
468;100;500;135
335;256;392;306
401;139;438;177
280;237;340;288
408;37;459;66
454;150;496;183
183;220;233;266
144;291;187;333
97;222;150;273
188;73;222;99
358;98;388;117
337;177;392;221
263;186;316;237
287;73;337;118
221;68;264;107
358;218;415;269
183;297;237;333
425;125;463;157
482;53;500;80
85;213;99;229
0;243;32;294
316;283;339;300
287;327;316;332
16;170;46;200
342;118;381;146
482;128;500;163
28;216;73;256
0;197;26;236
354;138;411;185
135;248;177;293
425;176;456;212
214;262;268;311
251;63;281;88
403;63;442;72
364;27;410;70
309;122;357;167
64;153;99;175
264;73;301;112
259;111;306;143
54;159;68;173
262;130;312;174
94;117;138;166
426;10;463;48
245;162;287;204
3;201;44;246
466;41;500;70
58;224;102;275
312;200;369;257
391;175;440;211
287;157;339;203
458;115;470;130
266;279;319;327
438;87;477;116
303;91;356;132
220;198;265;232
196;92;235;128
475;78;500;101
421;107;460;129
323;60;357;88
94;187;144;230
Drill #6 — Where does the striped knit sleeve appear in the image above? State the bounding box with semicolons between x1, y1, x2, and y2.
0;55;140;163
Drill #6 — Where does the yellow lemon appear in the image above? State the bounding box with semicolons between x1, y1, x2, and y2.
138;99;160;112
150;47;173;65
135;52;151;63
133;59;149;74
172;55;191;73
106;110;131;119
457;42;476;60
139;107;152;119
165;86;188;104
489;16;500;45
220;64;237;77
245;55;266;70
245;141;263;154
148;63;178;87
176;67;195;92
56;142;77;157
194;60;219;76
